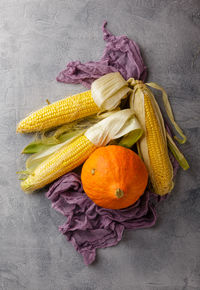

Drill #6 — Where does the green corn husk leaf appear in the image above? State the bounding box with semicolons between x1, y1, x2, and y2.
25;133;84;173
22;131;82;154
167;132;189;170
22;124;83;154
16;170;30;180
136;142;143;160
118;129;143;148
22;142;53;154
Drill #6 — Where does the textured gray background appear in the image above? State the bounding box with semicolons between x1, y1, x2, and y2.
0;0;200;289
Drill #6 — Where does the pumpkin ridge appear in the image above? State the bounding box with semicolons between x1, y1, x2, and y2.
107;146;127;191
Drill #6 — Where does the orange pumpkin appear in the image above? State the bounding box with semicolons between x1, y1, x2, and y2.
81;145;148;209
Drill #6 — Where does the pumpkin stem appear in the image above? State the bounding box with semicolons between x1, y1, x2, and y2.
115;188;124;199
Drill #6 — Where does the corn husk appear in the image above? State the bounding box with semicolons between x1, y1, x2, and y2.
118;129;143;148
91;72;131;111
166;133;189;170
85;109;141;146
146;82;187;144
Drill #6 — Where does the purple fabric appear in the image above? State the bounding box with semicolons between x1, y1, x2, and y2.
46;173;158;265
56;21;147;88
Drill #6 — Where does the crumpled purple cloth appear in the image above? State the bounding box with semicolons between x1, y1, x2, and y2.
46;173;158;265
56;21;147;88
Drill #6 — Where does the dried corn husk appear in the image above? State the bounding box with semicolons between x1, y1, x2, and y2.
91;72;131;111
85;109;141;146
146;82;187;144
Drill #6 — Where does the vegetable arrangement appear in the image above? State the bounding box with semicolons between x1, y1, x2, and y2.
17;71;189;208
16;22;190;264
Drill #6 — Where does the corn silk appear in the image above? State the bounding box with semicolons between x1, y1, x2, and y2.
47;22;178;265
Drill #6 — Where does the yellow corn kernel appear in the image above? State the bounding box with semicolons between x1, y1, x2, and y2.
143;94;173;195
129;78;174;196
17;91;99;133
21;135;96;192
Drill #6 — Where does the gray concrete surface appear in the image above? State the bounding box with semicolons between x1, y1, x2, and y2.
0;0;200;289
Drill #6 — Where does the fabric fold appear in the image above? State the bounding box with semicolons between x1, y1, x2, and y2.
56;21;147;88
46;173;158;265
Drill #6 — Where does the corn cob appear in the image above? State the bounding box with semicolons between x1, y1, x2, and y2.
21;135;96;192
21;109;141;192
143;93;173;194
128;79;174;195
17;72;130;133
17;91;99;133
